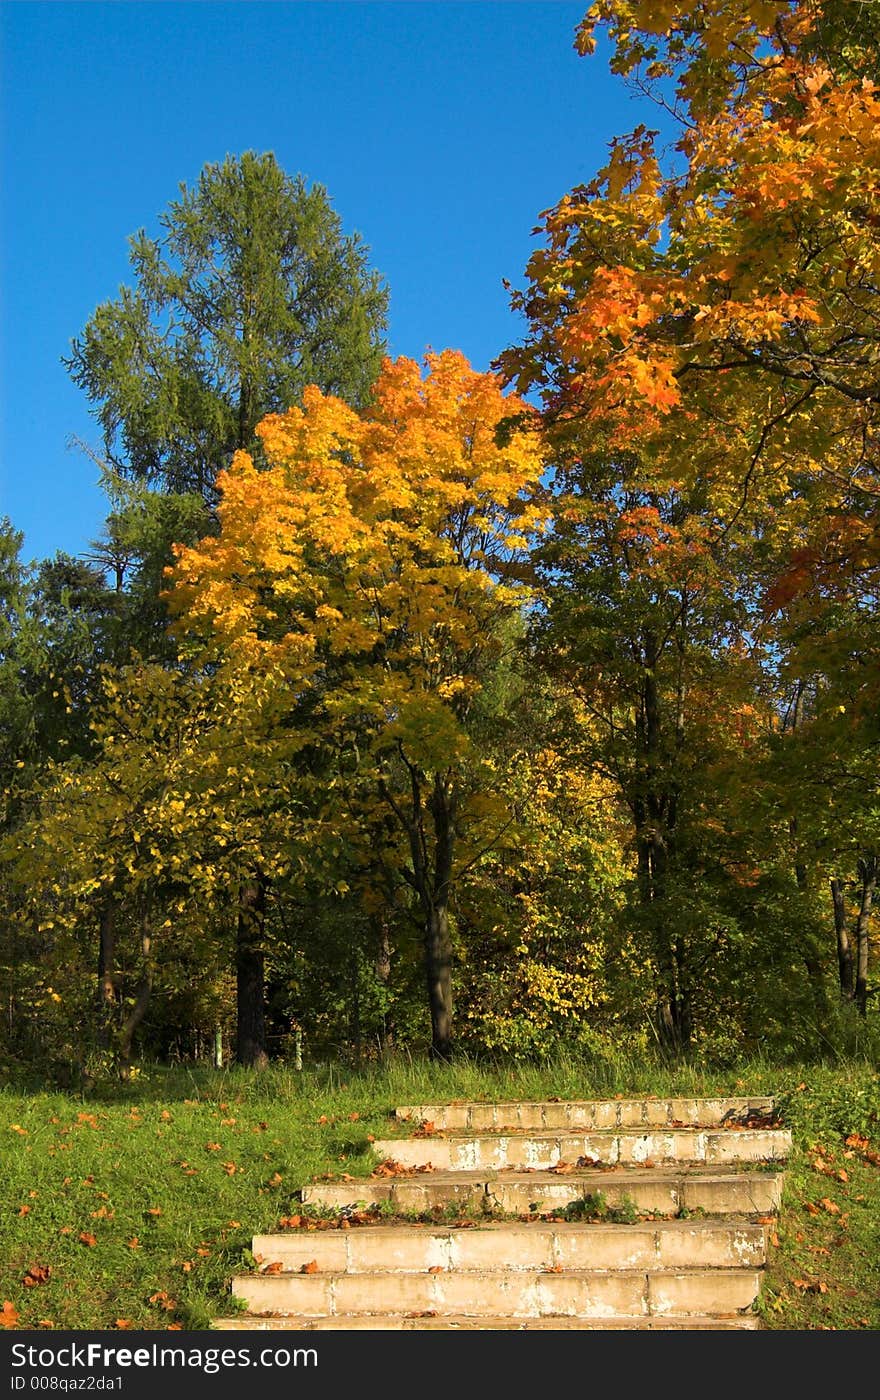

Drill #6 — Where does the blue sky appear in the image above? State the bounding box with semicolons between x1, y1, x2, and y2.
0;1;659;564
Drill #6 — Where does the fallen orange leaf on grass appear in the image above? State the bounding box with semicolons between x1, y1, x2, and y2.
78;1232;97;1248
0;1301;20;1329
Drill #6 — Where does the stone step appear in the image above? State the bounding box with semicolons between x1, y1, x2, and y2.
251;1219;766;1273
214;1312;761;1331
395;1097;776;1131
371;1126;791;1171
231;1265;762;1320
301;1165;784;1217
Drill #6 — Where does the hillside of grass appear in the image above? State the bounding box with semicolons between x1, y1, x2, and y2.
1;1057;878;1331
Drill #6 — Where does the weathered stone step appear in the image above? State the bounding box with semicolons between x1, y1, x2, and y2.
395;1097;775;1131
232;1265;762;1319
302;1165;784;1217
215;1312;761;1330
371;1126;791;1171
251;1219;765;1273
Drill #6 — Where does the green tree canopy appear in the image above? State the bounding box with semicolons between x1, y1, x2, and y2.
65;151;389;499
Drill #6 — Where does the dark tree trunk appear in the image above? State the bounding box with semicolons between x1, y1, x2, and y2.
236;877;269;1068
374;913;395;1053
97;893;117;1048
425;903;453;1062
424;775;455;1061
349;948;362;1065
118;908;153;1073
831;878;854;1000
633;642;690;1055
383;762;456;1062
854;855;876;1018
789;750;830;1024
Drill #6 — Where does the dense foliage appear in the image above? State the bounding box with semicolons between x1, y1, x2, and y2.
1;7;877;1077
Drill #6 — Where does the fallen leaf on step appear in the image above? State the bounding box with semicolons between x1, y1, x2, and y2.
300;1260;319;1274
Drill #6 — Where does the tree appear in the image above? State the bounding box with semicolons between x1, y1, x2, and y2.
65;150;389;500
166;351;549;1059
497;0;880;1048
63;151;389;1064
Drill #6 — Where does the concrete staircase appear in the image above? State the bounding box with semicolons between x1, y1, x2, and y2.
215;1095;789;1331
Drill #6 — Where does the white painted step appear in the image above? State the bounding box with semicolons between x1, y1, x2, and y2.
395;1098;776;1131
251;1219;766;1273
370;1126;791;1171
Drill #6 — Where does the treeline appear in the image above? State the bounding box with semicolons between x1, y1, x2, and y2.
1;3;878;1077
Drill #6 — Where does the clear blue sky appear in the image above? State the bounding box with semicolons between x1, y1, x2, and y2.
0;1;658;564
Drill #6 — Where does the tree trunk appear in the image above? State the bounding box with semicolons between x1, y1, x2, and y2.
790;785;829;1024
349;948;362;1066
383;763;456;1062
424;776;455;1061
97;893;117;1048
118;908;152;1073
854;855;876;1018
236;877;269;1068
374;913;395;1053
424;902;453;1062
831;878;854;1000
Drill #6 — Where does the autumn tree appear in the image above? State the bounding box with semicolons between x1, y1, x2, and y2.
498;0;880;1047
166;351;548;1059
5;646;319;1070
62;152;390;1064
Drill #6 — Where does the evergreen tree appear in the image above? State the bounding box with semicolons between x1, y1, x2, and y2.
65;150;389;499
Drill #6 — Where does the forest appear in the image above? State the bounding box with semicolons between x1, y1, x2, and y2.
1;0;878;1082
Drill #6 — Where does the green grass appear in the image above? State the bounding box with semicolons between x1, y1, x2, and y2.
1;1055;878;1330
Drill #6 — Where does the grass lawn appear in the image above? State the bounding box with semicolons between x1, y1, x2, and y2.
1;1056;878;1331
